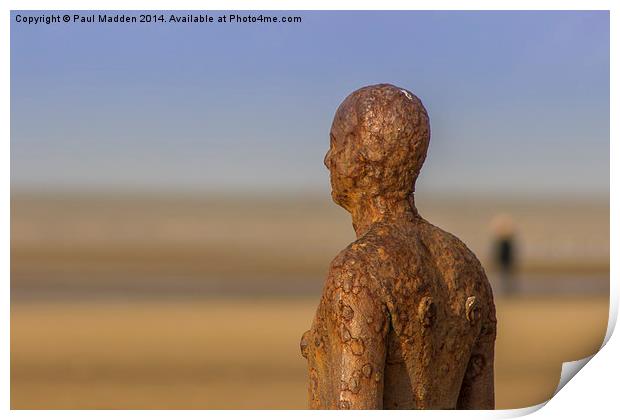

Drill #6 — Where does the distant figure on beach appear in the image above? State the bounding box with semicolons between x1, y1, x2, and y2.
491;214;518;296
300;84;496;409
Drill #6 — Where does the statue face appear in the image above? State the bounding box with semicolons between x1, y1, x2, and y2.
324;131;340;206
324;124;358;211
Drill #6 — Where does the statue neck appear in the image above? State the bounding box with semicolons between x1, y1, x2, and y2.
350;194;419;238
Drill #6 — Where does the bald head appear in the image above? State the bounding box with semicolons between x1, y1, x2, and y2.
325;84;430;209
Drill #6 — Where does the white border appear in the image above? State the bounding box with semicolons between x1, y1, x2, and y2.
2;1;615;418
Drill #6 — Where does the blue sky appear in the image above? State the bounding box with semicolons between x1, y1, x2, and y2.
11;11;609;196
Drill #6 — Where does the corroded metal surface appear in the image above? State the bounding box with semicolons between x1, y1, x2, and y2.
301;84;496;409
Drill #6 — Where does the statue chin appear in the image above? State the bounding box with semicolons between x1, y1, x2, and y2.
330;190;349;209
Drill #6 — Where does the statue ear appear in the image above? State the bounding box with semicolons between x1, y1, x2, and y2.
363;137;385;162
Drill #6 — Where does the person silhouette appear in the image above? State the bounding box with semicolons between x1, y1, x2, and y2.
300;84;496;409
491;214;518;296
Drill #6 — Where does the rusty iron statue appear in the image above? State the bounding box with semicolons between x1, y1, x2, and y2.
300;84;496;409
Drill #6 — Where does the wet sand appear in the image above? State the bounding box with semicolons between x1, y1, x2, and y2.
11;193;609;300
11;193;609;279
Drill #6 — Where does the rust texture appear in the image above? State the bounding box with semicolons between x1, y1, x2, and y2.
301;84;496;409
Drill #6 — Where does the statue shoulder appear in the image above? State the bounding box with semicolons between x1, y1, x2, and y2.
324;237;388;297
321;239;390;334
420;219;486;272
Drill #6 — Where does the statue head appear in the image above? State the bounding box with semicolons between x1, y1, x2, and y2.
324;84;431;212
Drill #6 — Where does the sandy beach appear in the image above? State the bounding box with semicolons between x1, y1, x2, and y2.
11;296;609;409
10;193;610;409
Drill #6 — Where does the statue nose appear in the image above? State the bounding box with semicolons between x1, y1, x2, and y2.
300;330;310;359
324;150;333;169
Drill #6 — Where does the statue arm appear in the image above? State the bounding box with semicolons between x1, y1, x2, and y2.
324;264;389;409
457;302;497;409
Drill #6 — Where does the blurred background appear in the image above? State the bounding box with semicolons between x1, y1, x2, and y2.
11;10;609;409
